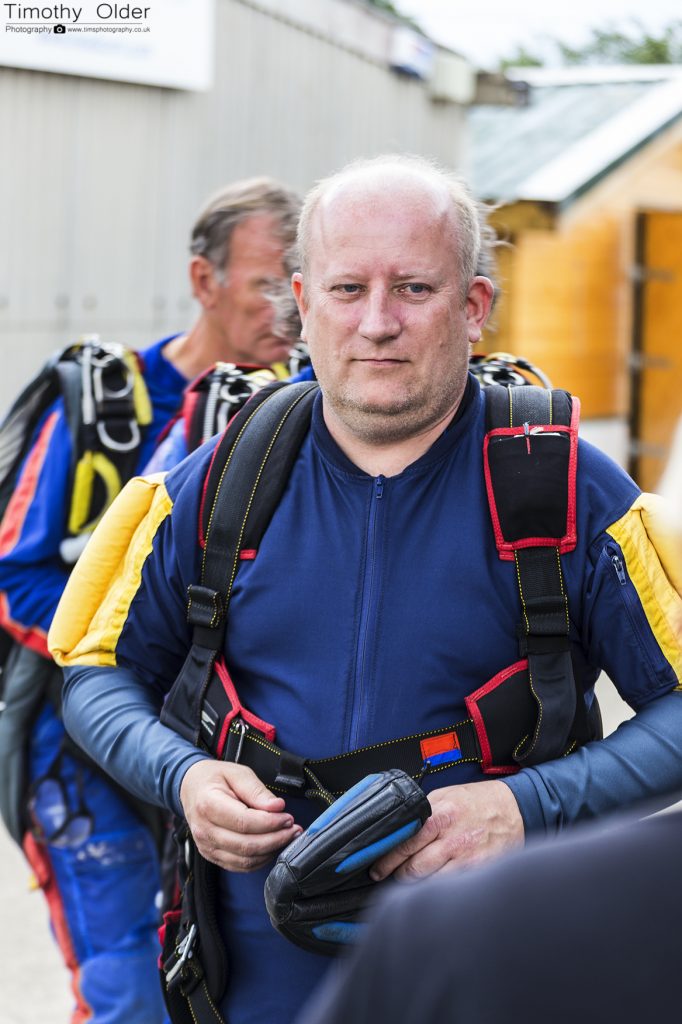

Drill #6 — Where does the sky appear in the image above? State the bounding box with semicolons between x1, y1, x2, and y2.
394;0;682;70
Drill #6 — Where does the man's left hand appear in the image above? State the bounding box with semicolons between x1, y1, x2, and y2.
369;780;524;882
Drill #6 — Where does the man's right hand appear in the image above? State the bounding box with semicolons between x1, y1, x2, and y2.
179;759;302;872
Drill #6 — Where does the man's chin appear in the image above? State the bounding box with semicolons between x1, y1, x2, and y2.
341;391;419;419
329;395;428;441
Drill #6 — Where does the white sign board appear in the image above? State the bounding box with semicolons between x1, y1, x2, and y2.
0;0;214;90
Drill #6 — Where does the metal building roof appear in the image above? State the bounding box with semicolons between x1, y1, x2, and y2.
469;66;682;205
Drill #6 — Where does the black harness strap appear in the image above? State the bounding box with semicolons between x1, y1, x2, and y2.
159;381;318;1023
199;380;318;607
484;384;581;767
221;714;484;802
161;828;227;1024
160;381;318;744
513;545;575;764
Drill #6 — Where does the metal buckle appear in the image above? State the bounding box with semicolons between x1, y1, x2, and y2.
93;349;138;452
80;343;140;452
165;922;197;987
92;355;135;403
96;418;140;453
80;344;96;426
232;719;249;763
201;367;261;442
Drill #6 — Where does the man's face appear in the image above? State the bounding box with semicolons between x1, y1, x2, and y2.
293;178;491;444
212;212;291;366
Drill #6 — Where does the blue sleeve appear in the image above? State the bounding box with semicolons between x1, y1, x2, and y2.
112;447;213;690
62;662;209;817
142;418;189;474
503;690;682;832
0;402;72;650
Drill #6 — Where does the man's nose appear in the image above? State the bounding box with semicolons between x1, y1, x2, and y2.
358;289;400;343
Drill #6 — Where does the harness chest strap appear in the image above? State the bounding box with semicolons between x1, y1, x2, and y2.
200;655;551;803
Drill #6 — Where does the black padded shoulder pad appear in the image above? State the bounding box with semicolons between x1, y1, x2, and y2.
199;381;318;598
485;384;573;431
483;385;579;558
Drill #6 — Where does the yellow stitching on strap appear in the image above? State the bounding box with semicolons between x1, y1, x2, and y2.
555;548;569;632
514;550;530;635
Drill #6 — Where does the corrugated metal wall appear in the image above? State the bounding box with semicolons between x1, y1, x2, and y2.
0;0;468;409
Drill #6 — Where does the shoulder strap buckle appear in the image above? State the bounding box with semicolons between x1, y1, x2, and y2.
164;922;198;990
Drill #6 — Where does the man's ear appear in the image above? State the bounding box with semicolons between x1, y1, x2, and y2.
291;273;308;338
189;256;222;310
465;277;495;344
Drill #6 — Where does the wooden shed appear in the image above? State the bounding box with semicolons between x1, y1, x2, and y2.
470;66;682;490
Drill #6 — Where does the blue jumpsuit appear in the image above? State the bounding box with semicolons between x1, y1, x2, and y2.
52;380;682;1024
0;336;187;1023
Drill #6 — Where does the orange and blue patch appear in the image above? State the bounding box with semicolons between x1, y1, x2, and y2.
420;731;462;768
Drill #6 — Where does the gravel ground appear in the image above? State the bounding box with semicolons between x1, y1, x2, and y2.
1;828;72;1024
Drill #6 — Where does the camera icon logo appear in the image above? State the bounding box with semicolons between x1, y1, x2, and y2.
54;24;66;34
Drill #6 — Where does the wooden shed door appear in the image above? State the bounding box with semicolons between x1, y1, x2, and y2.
629;210;682;492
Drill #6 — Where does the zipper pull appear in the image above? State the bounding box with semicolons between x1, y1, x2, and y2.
375;475;384;499
523;421;531;455
611;553;627;585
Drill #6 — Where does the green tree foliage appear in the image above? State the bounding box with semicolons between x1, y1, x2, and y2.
365;0;403;15
500;19;682;69
364;0;420;30
500;46;544;70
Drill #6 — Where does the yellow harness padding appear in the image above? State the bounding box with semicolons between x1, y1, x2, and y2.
68;451;122;535
607;493;682;686
125;351;153;426
50;473;172;668
271;362;291;381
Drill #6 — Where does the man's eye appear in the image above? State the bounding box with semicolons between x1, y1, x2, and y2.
400;283;430;296
333;284;362;295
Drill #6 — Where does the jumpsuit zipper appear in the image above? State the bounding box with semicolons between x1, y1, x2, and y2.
349;475;384;750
